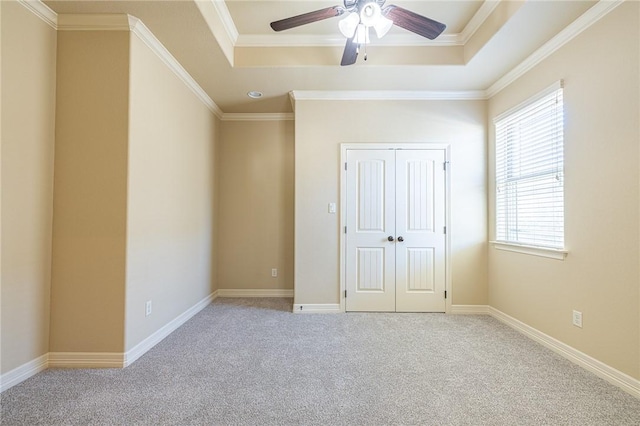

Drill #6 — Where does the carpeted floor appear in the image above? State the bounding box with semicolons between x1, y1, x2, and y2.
1;297;640;425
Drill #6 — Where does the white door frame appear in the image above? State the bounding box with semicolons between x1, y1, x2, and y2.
339;143;452;313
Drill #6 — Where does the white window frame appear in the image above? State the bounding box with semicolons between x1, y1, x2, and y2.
491;81;568;260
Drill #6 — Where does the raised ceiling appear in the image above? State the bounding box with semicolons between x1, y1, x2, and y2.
43;0;599;114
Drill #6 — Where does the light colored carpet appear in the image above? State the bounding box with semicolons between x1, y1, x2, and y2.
1;297;639;425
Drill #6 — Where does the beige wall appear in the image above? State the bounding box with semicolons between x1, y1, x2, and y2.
487;3;639;379
218;120;294;291
1;0;57;373
294;100;487;305
3;8;221;365
126;34;219;351
50;30;130;353
3;0;637;391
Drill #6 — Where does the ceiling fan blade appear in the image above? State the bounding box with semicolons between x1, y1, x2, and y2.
340;36;358;66
384;5;446;40
270;6;344;32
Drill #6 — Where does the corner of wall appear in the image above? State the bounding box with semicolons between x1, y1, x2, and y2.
50;28;130;354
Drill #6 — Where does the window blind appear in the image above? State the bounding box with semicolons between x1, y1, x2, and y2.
495;82;564;249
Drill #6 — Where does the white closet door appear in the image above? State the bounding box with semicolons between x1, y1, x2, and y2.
345;150;396;312
345;148;446;313
395;150;446;312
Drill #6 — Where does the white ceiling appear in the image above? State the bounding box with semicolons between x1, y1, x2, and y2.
43;0;599;113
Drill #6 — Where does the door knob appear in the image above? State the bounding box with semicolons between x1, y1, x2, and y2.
397;236;404;242
388;236;394;241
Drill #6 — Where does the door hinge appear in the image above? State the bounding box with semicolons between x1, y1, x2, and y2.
444;290;447;299
443;226;447;234
345;162;347;171
344;290;347;299
443;161;449;171
344;226;347;234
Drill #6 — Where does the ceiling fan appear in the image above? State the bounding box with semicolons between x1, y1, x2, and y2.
270;0;446;66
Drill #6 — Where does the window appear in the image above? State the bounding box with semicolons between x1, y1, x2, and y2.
495;81;564;249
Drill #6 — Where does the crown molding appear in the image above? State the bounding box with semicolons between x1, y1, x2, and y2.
486;0;624;98
57;14;132;31
290;90;487;101
17;0;57;29
18;2;223;118
233;1;498;48
458;0;501;43
236;34;346;48
18;0;625;114
194;0;236;66
211;0;239;44
129;17;223;118
221;113;294;121
236;33;460;48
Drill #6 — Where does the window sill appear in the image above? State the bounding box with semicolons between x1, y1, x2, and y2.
490;241;568;260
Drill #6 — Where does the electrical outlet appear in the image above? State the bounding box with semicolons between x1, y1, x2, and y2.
271;268;278;278
572;310;582;328
145;301;152;317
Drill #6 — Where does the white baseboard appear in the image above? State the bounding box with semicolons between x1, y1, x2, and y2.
488;306;640;399
0;354;49;393
218;288;293;298
49;352;125;368
124;291;217;366
4;298;638;401
450;304;490;314
293;303;341;313
1;291;218;391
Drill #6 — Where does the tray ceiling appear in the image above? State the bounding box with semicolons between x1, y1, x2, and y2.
43;1;600;113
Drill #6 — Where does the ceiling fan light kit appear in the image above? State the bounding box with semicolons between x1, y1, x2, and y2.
270;0;446;66
372;15;393;39
338;12;359;38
